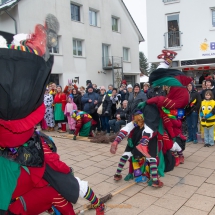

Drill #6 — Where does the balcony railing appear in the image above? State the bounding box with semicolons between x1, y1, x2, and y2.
164;31;183;49
102;56;123;70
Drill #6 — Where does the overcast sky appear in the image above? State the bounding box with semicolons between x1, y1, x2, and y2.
123;0;148;56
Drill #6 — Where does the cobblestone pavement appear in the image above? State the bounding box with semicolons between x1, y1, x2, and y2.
41;131;215;215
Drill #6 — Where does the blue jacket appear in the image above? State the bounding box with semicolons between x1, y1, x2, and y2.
81;92;99;114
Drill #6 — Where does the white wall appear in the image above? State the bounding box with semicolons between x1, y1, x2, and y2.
0;0;142;88
146;0;215;63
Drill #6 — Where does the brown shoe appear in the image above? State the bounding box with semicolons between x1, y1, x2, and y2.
114;174;122;181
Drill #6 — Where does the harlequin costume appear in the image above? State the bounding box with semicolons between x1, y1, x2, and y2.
0;15;104;215
71;110;97;140
110;107;165;188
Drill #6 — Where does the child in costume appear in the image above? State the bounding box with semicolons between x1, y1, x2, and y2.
64;95;77;134
72;110;97;140
200;90;215;147
0;15;104;215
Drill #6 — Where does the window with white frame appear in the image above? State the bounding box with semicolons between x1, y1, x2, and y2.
123;48;130;61
89;9;97;26
71;3;81;21
212;8;215;27
49;36;60;54
112;17;119;32
73;39;83;56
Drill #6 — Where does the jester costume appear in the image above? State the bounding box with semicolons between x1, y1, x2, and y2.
136;50;192;165
72;110;97;139
111;106;164;187
0;15;104;215
111;50;192;186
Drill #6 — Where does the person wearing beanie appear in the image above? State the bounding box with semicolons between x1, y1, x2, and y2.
127;83;147;121
125;84;133;101
81;83;101;132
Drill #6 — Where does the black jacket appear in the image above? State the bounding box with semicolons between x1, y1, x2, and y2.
73;93;82;110
147;87;166;99
127;91;147;121
185;89;201;116
115;107;128;120
97;94;112;116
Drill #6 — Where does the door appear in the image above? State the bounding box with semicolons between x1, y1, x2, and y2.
102;44;110;67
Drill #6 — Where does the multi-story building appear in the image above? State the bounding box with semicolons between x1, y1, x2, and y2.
146;0;215;85
0;0;144;87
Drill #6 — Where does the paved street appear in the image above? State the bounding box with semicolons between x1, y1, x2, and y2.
43;131;215;215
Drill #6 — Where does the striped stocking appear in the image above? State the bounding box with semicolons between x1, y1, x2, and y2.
116;155;128;175
84;187;101;208
148;158;158;182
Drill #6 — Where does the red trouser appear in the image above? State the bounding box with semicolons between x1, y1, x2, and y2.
9;169;75;215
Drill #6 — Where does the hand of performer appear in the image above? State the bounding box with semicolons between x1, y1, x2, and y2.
73;135;77;140
110;141;118;154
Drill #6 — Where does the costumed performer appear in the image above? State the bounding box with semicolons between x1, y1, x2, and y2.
72;110;97;140
0;15;104;215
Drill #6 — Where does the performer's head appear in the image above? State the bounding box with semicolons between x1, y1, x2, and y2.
133;111;144;129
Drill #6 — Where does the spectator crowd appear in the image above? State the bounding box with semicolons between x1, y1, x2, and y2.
42;75;215;147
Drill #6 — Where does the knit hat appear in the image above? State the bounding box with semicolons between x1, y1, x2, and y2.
87;83;93;90
121;80;127;86
127;84;133;89
86;80;92;85
133;83;140;89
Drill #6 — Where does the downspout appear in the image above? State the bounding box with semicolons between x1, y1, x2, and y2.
5;10;17;34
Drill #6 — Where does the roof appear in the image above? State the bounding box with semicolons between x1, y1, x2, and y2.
121;0;145;43
0;0;20;13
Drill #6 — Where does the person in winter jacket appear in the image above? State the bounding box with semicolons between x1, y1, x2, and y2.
110;88;121;118
125;84;133;101
127;83;147;122
119;80;128;103
81;84;100;132
109;100;128;133
97;86;112;135
72;88;82;110
185;83;201;143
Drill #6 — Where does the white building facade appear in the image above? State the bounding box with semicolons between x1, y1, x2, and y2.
146;0;215;84
0;0;144;87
